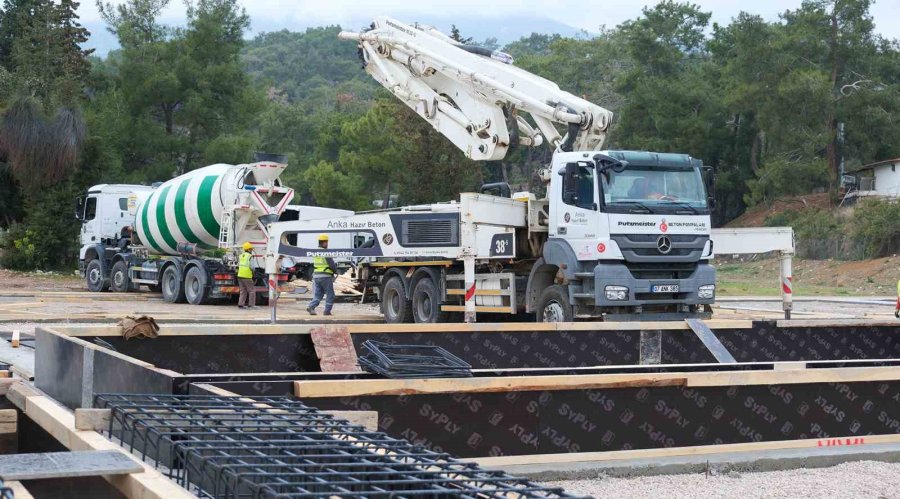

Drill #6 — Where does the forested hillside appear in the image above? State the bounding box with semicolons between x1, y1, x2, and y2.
1;0;900;270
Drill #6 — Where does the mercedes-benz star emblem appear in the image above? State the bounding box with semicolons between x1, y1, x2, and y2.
657;235;672;254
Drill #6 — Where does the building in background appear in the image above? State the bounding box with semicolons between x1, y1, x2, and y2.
845;158;900;203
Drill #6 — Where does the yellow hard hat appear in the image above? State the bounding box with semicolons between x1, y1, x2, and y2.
242;242;253;251
317;234;329;242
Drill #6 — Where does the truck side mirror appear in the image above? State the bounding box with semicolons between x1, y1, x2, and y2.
702;165;717;211
593;154;627;174
74;196;85;221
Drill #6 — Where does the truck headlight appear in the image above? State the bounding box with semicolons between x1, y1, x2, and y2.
698;284;715;299
605;285;628;301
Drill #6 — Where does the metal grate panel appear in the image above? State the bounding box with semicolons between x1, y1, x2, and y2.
94;394;582;499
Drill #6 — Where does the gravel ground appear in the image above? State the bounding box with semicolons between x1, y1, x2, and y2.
545;461;900;498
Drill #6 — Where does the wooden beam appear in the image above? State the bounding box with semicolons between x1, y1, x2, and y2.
5;481;34;499
346;319;754;334
296;374;689;398
0;409;16;435
74;409;111;432
7;386;194;499
295;365;900;398
466;433;900;467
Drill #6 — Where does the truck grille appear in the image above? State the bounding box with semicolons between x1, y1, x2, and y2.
611;234;708;263
402;219;458;246
625;262;696;280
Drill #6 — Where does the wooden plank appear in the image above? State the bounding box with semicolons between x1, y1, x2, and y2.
5;481;33;499
74;409;111;432
0;451;143;480
49;324;318;338
296;374;689;398
0;378;18;397
295;365;900;398
6;382;38;412
777;318;900;328
0;409;15;434
685;319;736;363
12;392;194;499
347;322;558;334
685;365;900;388
11;365;33;381
465;432;900;467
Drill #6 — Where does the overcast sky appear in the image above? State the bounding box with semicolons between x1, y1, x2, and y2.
78;0;900;54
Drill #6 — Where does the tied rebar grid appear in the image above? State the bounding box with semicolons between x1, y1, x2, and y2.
359;341;473;379
94;394;583;499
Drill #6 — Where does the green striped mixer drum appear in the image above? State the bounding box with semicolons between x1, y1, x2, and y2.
133;163;290;256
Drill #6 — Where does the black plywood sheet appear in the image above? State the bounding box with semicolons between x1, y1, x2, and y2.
303;380;900;458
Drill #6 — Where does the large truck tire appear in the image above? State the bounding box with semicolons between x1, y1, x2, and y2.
161;265;186;303
110;261;134;293
85;259;109;292
536;284;574;322
411;276;447;323
183;266;210;305
381;276;412;323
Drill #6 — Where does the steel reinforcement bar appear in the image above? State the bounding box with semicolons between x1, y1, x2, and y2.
93;393;582;498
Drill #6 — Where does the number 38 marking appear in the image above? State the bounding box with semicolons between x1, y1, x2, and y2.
490;234;513;256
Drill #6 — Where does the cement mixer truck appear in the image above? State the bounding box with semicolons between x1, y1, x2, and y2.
75;154;297;305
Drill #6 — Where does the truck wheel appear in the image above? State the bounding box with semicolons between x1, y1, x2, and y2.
537;285;574;323
183;266;210;305
412;277;446;323
85;259;109;292
161;266;186;303
110;261;132;293
381;276;412;323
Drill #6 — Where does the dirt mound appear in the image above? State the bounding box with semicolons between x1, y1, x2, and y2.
0;268;83;291
726;193;832;228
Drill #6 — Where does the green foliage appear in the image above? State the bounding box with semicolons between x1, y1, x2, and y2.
850;199;900;258
0;181;80;269
745;157;831;206
98;0;262;177
242;27;377;104
203;134;257;165
4;0;900;271
303;160;367;211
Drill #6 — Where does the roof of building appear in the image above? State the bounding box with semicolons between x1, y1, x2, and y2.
848;157;900;174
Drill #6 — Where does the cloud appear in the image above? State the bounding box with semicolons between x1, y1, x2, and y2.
80;0;900;51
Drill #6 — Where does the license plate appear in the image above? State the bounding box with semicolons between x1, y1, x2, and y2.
652;284;679;293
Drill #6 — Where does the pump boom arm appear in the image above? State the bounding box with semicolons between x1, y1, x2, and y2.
340;17;613;161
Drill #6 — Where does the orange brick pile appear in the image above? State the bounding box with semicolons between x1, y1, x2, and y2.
310;326;362;372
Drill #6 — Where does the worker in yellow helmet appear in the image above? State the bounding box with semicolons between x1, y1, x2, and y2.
307;234;336;316
895;278;900;319
237;242;256;309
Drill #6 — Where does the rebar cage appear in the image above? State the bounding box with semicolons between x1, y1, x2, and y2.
93;394;582;498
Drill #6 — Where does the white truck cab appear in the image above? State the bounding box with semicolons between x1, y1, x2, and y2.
75;184;155;278
540;150;715;320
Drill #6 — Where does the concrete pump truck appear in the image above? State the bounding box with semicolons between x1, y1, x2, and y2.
265;17;718;323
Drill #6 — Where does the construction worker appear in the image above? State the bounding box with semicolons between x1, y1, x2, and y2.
895;278;900;318
237;242;256;309
307;234;336;316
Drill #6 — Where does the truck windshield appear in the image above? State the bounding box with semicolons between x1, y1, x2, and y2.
601;166;708;213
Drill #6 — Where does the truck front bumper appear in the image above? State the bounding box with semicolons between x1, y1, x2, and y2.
592;261;716;307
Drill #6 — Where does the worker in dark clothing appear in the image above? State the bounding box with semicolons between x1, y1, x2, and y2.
237;242;256;309
307;234;336;316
